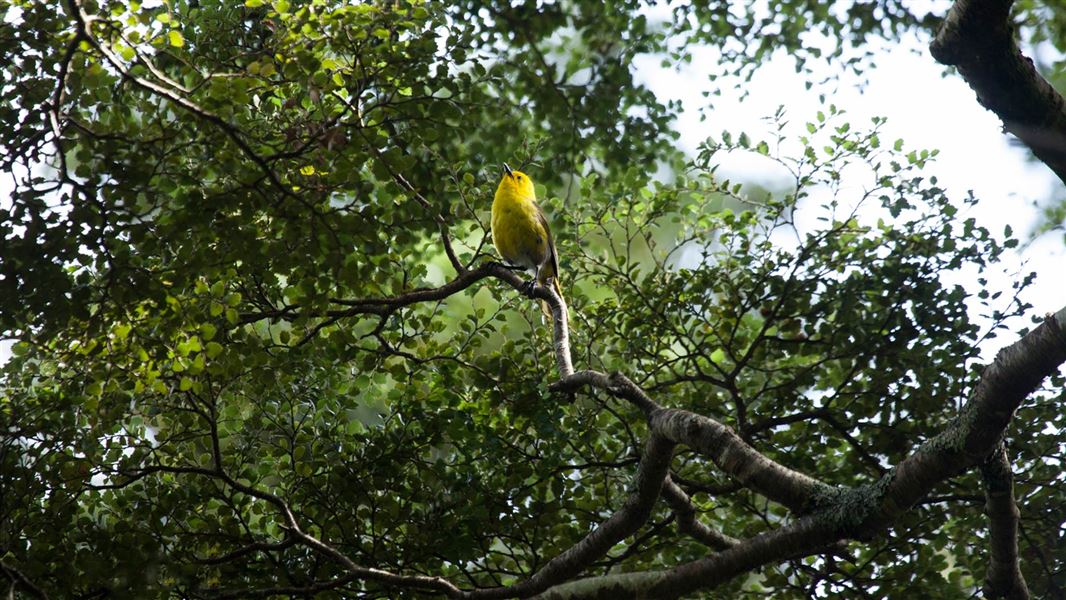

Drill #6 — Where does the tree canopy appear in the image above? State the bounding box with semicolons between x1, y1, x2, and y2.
2;0;1065;598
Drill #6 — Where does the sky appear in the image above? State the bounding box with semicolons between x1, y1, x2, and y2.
633;30;1065;361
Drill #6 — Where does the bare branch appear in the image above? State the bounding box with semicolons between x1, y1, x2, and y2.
979;444;1029;600
544;284;573;377
553;370;829;511
650;407;829;513
661;477;738;550
469;433;676;599
550;370;660;416
247;263;509;319
931;0;1066;184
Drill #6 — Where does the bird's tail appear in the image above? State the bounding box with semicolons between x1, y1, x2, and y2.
539;276;566;323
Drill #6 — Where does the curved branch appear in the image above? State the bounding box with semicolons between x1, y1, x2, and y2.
650;407;829;512
534;514;837;599
871;306;1066;528
931;0;1066;184
550;370;660;416
243;261;573;377
469;433;676;599
552;370;830;512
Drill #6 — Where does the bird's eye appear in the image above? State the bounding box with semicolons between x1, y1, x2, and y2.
517;175;522;180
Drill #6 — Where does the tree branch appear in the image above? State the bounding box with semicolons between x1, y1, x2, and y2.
979;444;1029;600
661;477;738;550
931;0;1066;184
650;407;829;513
0;562;49;600
534;514;838;599
536;305;1066;598
63;0;332;229
470;433;676;599
871;305;1066;529
553;371;830;512
544;284;573;377
243;261;573;377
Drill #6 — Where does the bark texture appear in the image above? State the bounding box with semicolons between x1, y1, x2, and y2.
931;0;1066;184
541;307;1066;599
980;445;1029;600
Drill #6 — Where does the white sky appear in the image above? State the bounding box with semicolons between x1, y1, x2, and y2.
634;32;1065;360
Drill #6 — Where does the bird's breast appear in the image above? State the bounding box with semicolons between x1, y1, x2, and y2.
492;195;548;270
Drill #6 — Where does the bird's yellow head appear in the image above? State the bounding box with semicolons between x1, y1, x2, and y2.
496;163;536;201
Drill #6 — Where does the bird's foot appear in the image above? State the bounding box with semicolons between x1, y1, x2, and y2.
521;280;538;297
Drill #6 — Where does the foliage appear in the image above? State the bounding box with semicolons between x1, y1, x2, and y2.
1;0;1063;598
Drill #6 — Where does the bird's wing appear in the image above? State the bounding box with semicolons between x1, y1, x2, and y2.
536;203;560;282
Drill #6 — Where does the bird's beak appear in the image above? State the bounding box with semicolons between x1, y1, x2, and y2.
502;163;514;178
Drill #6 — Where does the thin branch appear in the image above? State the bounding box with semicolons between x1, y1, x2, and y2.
195;537;298;566
242;261;573;377
670;472;744;497
212;573;366;600
661;477;738;550
63;0;319;216
0;563;49;600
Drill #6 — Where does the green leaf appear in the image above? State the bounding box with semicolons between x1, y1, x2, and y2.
113;323;132;341
709;348;726;364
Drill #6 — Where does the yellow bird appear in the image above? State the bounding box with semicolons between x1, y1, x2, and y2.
492;163;564;320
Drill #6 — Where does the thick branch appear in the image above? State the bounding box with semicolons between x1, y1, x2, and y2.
931;0;1066;184
979;445;1029;600
651;408;829;513
535;514;837;599
537;306;1066;599
553;371;829;512
872;306;1066;527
